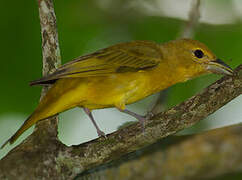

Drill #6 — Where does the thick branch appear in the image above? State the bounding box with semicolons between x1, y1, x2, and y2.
0;60;241;178
82;124;242;180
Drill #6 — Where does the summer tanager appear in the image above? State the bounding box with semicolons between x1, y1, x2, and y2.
1;39;233;149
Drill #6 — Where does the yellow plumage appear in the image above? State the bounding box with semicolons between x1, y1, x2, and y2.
1;39;233;148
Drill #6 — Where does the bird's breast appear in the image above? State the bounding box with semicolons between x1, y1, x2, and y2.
80;67;182;109
81;72;153;109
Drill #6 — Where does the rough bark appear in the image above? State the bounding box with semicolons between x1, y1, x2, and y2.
81;124;242;180
34;0;61;148
0;64;241;179
0;0;63;179
36;0;61;131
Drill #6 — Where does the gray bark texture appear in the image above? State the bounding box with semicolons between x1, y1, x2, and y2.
34;0;61;153
0;0;241;179
80;124;242;180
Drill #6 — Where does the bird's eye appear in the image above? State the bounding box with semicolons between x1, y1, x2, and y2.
194;49;204;58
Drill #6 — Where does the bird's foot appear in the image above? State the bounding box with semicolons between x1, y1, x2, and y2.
97;129;107;139
138;111;154;132
118;108;154;133
83;107;107;139
144;111;154;120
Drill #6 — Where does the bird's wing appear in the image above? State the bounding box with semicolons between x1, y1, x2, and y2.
30;40;163;86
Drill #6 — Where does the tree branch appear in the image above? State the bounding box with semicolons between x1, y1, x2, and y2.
0;64;240;179
0;1;63;178
35;0;61;135
180;0;201;38
82;124;242;180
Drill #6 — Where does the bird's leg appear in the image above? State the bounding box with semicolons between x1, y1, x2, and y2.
83;108;106;137
118;108;153;132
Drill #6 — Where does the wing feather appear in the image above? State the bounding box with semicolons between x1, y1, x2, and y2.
30;40;163;86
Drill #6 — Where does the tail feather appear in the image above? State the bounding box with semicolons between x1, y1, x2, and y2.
29;78;57;86
0;114;35;149
1;78;85;149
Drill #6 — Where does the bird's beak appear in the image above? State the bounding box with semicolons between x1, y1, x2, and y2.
207;59;233;75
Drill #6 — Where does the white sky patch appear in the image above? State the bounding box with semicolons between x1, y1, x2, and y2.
207;95;242;129
0;113;33;160
97;0;241;25
233;0;242;19
58;93;159;146
179;95;242;135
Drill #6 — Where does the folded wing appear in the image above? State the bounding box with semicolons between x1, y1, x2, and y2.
30;40;163;86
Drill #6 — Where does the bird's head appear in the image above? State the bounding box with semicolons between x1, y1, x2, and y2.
161;39;233;78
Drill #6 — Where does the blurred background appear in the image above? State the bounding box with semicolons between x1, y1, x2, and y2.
0;0;241;167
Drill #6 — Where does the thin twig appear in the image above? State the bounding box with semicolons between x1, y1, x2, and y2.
34;0;61;136
180;0;201;38
152;0;201;114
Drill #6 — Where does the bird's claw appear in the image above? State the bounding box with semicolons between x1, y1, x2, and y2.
97;129;107;139
139;112;154;133
144;111;154;120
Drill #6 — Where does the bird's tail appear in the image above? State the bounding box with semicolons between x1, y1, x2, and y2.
0;112;42;149
1;79;86;149
1;93;58;149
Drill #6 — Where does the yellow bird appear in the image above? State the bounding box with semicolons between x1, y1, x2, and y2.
1;39;233;149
